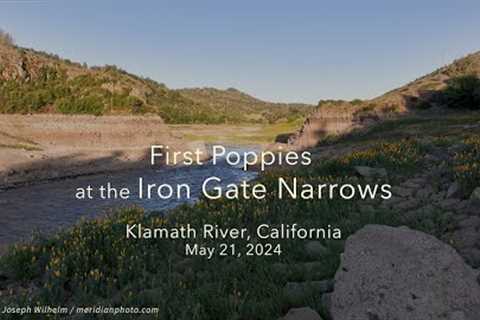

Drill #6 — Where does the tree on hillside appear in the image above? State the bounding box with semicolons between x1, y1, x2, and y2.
0;28;14;46
444;75;480;110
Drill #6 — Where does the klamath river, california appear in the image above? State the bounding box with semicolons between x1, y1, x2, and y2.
0;146;258;249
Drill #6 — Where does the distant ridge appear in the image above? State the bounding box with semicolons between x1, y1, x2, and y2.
176;87;313;124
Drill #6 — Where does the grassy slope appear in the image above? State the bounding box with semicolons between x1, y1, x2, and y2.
170;119;304;145
176;87;314;124
1;112;479;319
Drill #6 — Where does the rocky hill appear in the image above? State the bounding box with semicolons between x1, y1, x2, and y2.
290;51;480;148
0;41;214;123
0;38;312;124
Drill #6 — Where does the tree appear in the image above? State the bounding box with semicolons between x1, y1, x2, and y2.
0;28;14;46
444;75;480;110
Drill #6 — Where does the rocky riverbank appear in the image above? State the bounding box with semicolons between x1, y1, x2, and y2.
1;112;480;319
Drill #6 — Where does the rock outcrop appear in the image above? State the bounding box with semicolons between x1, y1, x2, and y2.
470;187;480;200
288;106;357;148
331;225;480;320
281;307;323;320
354;166;387;178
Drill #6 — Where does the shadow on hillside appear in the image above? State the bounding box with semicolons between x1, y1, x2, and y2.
0;147;167;189
401;89;443;110
401;75;480;111
275;132;295;143
291;123;330;148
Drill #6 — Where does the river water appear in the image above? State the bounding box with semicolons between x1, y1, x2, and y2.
0;146;258;248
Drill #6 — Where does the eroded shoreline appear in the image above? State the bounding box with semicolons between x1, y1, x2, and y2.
0;114;210;189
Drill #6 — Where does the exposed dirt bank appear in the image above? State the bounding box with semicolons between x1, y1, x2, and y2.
0;114;206;188
287;104;404;149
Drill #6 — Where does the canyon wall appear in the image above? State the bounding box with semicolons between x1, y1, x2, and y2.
288;105;362;149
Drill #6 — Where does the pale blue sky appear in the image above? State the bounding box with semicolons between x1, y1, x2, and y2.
1;0;479;103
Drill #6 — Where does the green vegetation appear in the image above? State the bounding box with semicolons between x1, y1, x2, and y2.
0;66;149;116
1;132;458;319
0;66;139;114
318;113;480;147
317;99;349;107
0;143;42;151
0;131;41;151
2;31;480;319
176;88;313;125
453;135;480;195
0;44;312;124
349;99;363;105
339;139;424;173
415;99;433;110
170;119;305;145
0;28;14;46
443;75;480;110
444;53;480;78
0;66;310;124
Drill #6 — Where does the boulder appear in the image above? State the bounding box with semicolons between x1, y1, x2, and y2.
392;186;414;198
415;185;433;199
446;181;462;198
448;143;468;154
438;198;460;210
460;247;480;269
470;187;480;201
281;307;323;320
331;225;480;320
354;166;387;178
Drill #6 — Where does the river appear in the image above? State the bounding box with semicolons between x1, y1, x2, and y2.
0;145;258;248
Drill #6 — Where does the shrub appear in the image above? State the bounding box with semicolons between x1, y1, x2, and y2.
350;99;363;105
57;96;104;115
340;139;424;172
416;99;433;110
443;75;480;110
0;28;14;46
454;135;480;195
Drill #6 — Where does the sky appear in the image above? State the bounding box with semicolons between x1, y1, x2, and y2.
0;0;479;104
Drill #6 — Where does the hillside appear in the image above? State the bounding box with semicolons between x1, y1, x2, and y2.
0;40;312;124
176;87;314;124
370;50;480;112
0;42;216;123
3;110;480;319
290;51;480;147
